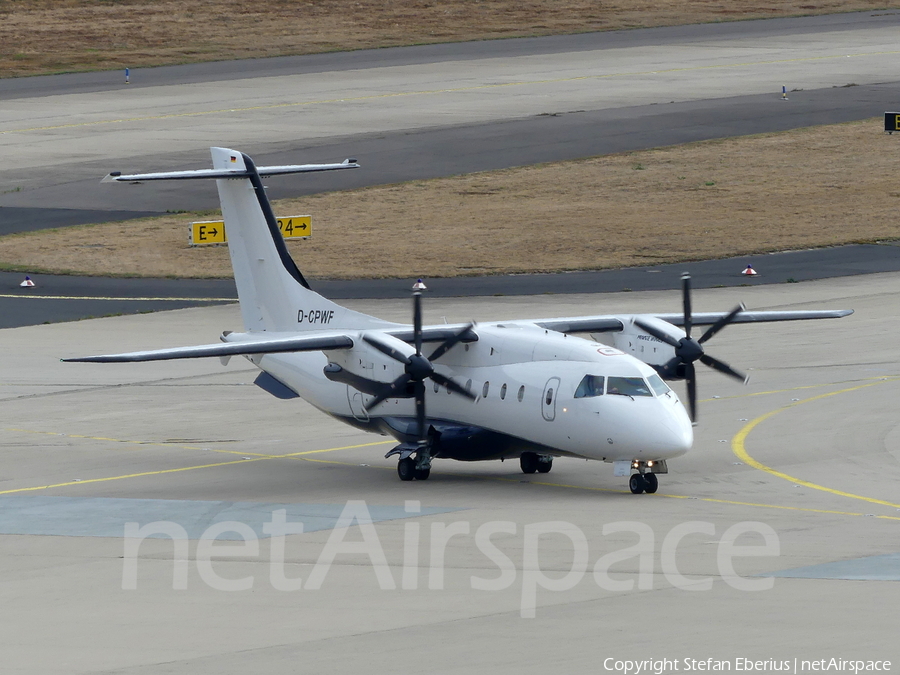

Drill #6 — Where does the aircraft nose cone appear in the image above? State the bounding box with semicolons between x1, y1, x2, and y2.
602;398;693;459
663;414;694;457
630;402;693;457
655;409;693;457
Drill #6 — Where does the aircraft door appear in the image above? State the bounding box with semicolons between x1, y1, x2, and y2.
541;377;560;421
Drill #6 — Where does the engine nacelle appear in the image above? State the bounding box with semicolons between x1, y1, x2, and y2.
608;315;684;370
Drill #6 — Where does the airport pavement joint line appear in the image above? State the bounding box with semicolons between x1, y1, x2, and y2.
732;376;900;510
2;48;898;136
0;294;236;302
494;476;900;521
5;376;900;519
0;433;393;496
697;377;881;405
278;440;900;521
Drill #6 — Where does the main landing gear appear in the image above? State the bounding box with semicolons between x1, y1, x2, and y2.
389;444;433;481
519;452;553;474
397;456;430;481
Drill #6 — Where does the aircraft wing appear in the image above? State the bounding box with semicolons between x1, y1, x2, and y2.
650;309;853;326
387;325;479;343
63;333;354;363
530;309;852;334
534;317;625;333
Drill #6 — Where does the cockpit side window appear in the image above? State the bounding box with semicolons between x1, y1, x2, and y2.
647;374;671;396
574;375;605;398
607;376;653;397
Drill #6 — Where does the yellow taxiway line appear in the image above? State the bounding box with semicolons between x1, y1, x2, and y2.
4;377;899;521
732;377;900;511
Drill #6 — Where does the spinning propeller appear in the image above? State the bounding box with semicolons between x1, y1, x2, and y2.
633;273;747;422
363;280;476;445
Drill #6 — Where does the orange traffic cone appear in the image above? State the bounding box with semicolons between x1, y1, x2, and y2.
19;276;35;287
741;265;758;277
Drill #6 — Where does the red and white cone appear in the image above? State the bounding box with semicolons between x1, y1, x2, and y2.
19;276;35;287
741;265;758;277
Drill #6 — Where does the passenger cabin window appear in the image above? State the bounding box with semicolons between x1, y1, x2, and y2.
500;383;507;400
517;385;525;402
483;381;490;398
545;388;554;406
647;374;671;396
607;376;653;397
574;375;605;398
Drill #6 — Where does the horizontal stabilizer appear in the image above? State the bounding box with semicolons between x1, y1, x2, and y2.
64;333;353;363
102;158;358;183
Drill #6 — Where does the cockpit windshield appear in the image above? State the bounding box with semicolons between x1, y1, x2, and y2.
574;375;605;398
606;376;653;397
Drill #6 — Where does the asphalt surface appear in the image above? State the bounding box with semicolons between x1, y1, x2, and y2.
6;243;900;329
3;274;898;672
2;11;900;326
1;11;894;99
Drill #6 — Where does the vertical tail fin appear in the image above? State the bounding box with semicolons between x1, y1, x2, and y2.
104;147;398;333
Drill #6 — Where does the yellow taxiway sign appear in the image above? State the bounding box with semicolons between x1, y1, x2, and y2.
190;216;311;245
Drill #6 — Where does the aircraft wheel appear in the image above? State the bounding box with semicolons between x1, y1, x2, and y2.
629;474;646;494
536;457;553;474
520;452;539;474
398;457;416;481
643;473;658;494
414;467;431;480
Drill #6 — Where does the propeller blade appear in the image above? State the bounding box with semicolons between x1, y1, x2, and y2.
364;373;411;411
362;334;411;365
431;371;477;401
685;361;697;423
699;353;748;383
681;273;693;339
633;318;681;348
413;291;423;356
661;355;682;378
427;322;475;362
698;303;746;344
414;379;427;443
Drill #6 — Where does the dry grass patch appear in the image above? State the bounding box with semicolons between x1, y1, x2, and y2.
1;0;897;78
1;118;898;280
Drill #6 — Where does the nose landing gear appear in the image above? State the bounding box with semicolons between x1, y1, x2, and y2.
629;472;658;494
628;460;665;494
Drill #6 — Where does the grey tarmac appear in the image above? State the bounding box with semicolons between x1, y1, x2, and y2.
0;272;897;672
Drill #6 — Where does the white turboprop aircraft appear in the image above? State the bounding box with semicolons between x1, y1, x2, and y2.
66;147;853;494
